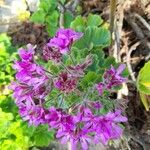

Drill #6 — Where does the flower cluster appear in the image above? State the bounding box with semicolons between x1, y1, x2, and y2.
54;72;77;93
46;103;127;150
96;64;127;95
10;28;128;150
10;44;51;126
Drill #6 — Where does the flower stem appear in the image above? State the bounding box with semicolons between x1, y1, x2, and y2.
61;63;72;74
43;69;54;77
69;53;76;65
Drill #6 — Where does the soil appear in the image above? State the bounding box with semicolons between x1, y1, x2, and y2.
8;0;150;149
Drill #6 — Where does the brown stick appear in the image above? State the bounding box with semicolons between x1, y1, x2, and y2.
126;42;141;81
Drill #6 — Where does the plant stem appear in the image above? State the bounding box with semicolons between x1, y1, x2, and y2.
61;63;72;73
69;53;76;65
110;0;117;36
43;69;54;77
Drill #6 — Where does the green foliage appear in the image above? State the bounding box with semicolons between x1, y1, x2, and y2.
0;34;54;149
71;14;110;49
31;0;74;36
31;0;59;36
71;14;103;29
32;125;54;147
137;61;150;110
137;61;150;94
81;71;98;88
0;34;17;86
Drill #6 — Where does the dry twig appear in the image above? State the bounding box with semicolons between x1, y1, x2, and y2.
126;42;140;81
132;13;150;32
125;13;150;50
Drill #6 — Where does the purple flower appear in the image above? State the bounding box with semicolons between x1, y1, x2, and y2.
104;64;127;89
43;44;63;63
10;44;51;125
48;37;70;54
96;64;127;95
56;28;83;41
10;41;128;150
67;55;93;77
54;72;77;93
48;28;83;54
45;107;61;128
96;83;105;95
19;102;46;126
56;127;91;150
93;110;127;145
18;44;35;61
89;101;102;110
13;49;49;89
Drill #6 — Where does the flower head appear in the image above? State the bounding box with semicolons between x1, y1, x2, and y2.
56;28;83;42
54;72;77;93
48;28;83;54
10;44;51;123
67;55;93;77
19;102;46;126
43;44;62;63
96;64;127;95
104;64;127;89
93;110;127;145
96;83;105;96
18;44;35;61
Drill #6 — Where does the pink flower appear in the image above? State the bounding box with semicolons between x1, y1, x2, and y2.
104;64;127;89
18;44;35;61
10;44;51;124
96;64;127;95
43;45;62;63
56;127;91;150
19;102;46;126
93;110;127;145
96;83;105;95
54;72;77;93
67;55;93;77
48;28;83;54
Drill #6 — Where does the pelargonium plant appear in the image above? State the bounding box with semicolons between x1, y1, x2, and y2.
10;28;127;150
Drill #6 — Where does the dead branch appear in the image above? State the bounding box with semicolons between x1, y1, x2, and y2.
126;42;140;81
132;13;150;32
125;13;150;50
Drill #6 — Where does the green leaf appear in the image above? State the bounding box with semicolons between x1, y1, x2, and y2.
0;34;11;47
92;47;104;57
81;71;98;88
91;27;111;47
103;56;116;69
87;14;103;27
137;61;150;95
137;61;150;110
73;27;93;49
33;125;54;147
40;1;50;12
40;0;57;12
31;10;46;24
140;93;150;111
73;26;110;49
70;15;85;31
87;54;99;72
46;11;59;26
46;11;59;36
64;12;74;28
